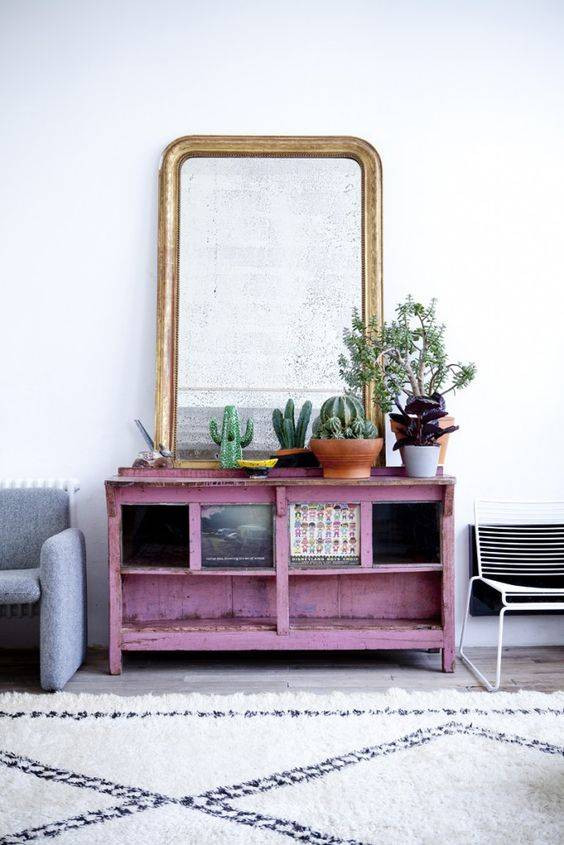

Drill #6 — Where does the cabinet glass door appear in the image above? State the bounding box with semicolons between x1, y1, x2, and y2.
372;502;441;563
121;504;189;568
201;504;274;568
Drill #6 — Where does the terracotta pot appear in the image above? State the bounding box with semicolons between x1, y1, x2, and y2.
390;416;455;466
309;438;384;479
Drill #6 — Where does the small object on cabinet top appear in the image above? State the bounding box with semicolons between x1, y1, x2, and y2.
132;450;174;469
135;419;155;450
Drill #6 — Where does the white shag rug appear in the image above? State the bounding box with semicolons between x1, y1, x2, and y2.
0;689;563;845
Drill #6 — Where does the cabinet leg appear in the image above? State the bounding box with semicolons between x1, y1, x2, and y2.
109;644;122;675
441;646;455;673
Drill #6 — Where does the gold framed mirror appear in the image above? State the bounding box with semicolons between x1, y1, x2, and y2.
154;135;383;466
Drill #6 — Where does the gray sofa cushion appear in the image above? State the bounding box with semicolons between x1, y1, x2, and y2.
0;568;41;603
0;489;69;569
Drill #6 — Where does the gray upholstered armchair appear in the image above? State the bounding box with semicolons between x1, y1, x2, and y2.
0;487;87;690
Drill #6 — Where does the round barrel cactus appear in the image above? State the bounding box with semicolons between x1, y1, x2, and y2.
319;395;365;427
312;395;378;440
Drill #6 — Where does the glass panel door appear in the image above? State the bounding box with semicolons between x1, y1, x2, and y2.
201;504;274;568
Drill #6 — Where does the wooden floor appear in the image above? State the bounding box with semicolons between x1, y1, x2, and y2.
1;647;562;695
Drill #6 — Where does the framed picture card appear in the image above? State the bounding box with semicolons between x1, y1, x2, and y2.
201;505;274;568
290;502;360;565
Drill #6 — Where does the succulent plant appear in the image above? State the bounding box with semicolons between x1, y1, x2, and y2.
272;399;312;449
313;418;378;440
209;405;254;468
318;395;365;427
391;394;458;449
339;297;477;414
311;395;378;440
363;420;379;438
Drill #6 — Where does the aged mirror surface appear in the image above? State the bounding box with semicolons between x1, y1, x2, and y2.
178;156;361;459
155;137;382;465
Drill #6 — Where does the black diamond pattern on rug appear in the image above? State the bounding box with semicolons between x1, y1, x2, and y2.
1;722;563;845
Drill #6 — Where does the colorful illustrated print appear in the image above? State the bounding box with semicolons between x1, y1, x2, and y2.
290;503;360;562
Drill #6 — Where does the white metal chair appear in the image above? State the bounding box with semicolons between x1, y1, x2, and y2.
459;499;564;691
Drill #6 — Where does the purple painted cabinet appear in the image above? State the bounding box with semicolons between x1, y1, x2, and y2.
105;468;455;675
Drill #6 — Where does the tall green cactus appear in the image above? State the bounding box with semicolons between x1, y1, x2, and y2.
272;399;312;449
209;405;254;468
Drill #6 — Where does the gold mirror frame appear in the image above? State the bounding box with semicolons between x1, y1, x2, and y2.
154;135;383;467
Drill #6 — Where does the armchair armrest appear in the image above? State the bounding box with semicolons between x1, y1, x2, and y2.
39;528;87;691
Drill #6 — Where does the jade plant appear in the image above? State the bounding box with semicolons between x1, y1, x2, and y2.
209;405;253;468
311;395;378;440
272;399;312;450
338;296;476;414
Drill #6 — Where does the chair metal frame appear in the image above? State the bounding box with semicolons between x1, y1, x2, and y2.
459;498;564;691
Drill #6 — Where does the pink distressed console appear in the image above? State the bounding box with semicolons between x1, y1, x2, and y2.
105;468;455;675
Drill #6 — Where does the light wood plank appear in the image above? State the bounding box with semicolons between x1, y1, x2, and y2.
1;647;562;695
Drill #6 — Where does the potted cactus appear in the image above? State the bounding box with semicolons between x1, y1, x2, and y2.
272;399;318;467
309;395;383;478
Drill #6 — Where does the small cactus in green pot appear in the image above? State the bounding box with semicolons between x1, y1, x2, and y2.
209;405;254;468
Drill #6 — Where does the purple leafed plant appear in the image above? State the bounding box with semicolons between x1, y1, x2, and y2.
390;394;459;450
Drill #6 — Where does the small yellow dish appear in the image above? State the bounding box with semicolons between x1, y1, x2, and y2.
237;459;278;477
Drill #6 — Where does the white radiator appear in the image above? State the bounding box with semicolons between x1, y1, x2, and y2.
0;477;80;620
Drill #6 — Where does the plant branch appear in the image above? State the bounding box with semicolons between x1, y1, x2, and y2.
416;312;427;394
339;297;476;413
440;383;458;396
402;353;420;395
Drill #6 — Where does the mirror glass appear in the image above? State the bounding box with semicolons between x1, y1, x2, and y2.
176;156;362;459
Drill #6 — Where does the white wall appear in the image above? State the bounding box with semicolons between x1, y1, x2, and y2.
1;0;563;648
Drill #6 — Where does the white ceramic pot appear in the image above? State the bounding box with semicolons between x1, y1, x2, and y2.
402;445;440;478
390;415;455;465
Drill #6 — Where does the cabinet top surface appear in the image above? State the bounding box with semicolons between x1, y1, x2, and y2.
107;470;455;488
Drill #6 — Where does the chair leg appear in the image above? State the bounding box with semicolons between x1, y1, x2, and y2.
493;607;507;692
459;579;507;692
458;577;474;655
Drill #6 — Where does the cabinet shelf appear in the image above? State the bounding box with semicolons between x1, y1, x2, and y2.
372;563;442;573
123;617;277;633
121;566;275;576
120;616;444;651
121;563;443;577
123;616;440;634
121;565;189;575
289;563;442;575
290;617;441;631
